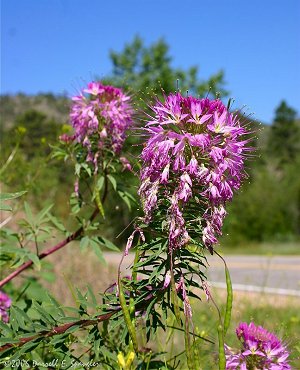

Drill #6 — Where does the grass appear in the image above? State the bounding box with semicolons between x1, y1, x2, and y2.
154;289;300;369
8;244;300;368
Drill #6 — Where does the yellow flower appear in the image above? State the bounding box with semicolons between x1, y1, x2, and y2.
117;352;126;369
117;351;135;369
125;351;135;368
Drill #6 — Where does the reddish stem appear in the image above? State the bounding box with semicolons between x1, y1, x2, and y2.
0;309;118;352
0;223;86;288
0;171;109;288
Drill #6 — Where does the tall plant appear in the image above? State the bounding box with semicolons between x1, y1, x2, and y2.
0;83;291;370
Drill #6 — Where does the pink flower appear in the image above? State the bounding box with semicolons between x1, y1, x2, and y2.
163;271;171;288
225;322;291;369
139;92;251;251
0;291;11;323
68;81;133;169
120;156;132;172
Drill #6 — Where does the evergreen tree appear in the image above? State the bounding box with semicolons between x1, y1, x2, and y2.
103;35;227;99
268;100;299;164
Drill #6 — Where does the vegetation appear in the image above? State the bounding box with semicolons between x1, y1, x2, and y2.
1;36;299;246
0;36;299;369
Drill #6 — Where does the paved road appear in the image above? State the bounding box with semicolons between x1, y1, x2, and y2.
206;255;300;297
104;253;300;297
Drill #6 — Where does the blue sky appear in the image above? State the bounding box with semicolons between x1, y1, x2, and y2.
1;0;300;123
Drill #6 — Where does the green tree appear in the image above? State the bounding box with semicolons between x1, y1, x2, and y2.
13;109;61;159
104;35;227;99
268;100;299;165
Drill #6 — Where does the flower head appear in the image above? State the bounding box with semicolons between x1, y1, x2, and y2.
226;322;291;369
66;81;133;168
0;291;11;323
138;92;251;251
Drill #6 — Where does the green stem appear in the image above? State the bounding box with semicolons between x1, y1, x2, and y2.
118;276;139;353
217;324;226;370
215;251;233;336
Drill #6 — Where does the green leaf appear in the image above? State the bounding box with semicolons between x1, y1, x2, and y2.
0;191;27;211
0;203;12;211
75;163;81;176
98;236;119;251
64;324;81;334
82;163;92;177
80;236;90;251
10;306;27;330
223;264;233;336
32;302;56;325
47;214;66;232
90;239;107;265
0;191;27;201
218;324;226;370
87;285;97;307
0;321;14;336
47;293;65;317
0;337;19;345
11;306;33;327
24;201;34;225
108;174;117;191
36;204;53;223
118;190;131;210
27;252;41;271
97;176;105;191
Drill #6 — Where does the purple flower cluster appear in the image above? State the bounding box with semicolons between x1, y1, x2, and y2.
64;82;133;168
139;92;250;250
0;291;11;323
225;322;290;369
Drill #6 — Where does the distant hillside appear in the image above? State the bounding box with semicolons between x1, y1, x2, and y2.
0;92;267;132
0;93;70;129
